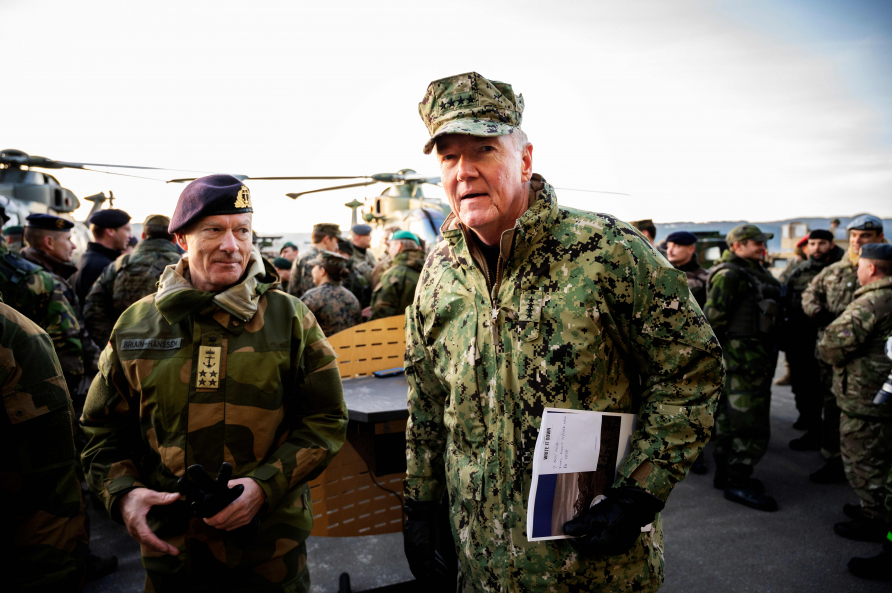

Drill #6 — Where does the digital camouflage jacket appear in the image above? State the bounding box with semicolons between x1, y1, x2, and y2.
287;246;320;298
81;249;348;588
818;276;892;421
0;242;83;378
801;256;859;326
83;238;182;348
370;247;424;320
405;176;723;593
300;282;361;337
0;302;87;590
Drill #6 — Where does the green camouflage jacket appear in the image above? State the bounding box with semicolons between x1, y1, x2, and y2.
801;255;858;325
0;302;87;590
818;276;892;420
370;248;424;320
703;250;781;375
287;246;320;298
300;282;361;336
81;249;348;580
342;261;371;309
0;242;83;378
83;238;182;348
370;252;394;288
351;247;376;282
405;176;723;592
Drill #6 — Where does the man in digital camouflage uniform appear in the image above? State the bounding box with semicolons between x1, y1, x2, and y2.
781;229;844;451
287;223;340;298
0;300;88;591
818;243;892;545
350;224;376;282
370;230;424;320
83;214;182;348
704;224;781;512
81;175;348;592
300;250;361;336
802;214;885;483
403;72;724;593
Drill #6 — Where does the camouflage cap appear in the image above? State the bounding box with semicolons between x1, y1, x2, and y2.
312;223;341;238
143;214;171;227
306;249;349;268
419;72;524;155
630;219;657;237
726;224;773;244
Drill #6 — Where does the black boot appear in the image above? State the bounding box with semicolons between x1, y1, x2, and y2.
85;553;118;582
789;431;821;451
834;518;888;543
843;503;865;521
809;457;846;484
715;469;776;512
690;455;708;475
847;538;892;580
714;470;764;494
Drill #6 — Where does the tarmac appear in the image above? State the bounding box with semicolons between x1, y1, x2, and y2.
84;354;890;592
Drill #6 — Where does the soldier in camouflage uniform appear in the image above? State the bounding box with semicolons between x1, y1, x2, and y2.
704;224;781;511
2;225;25;254
300;250;361;336
83;214;182;348
781;229;844;450
802;214;885;483
287;223;340;298
336;238;371;308
350;224;376;282
818;243;892;544
370;230;424;320
404;72;723;593
81;175;348;593
0;300;88;591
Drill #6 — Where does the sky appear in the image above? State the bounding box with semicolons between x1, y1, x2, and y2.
2;0;890;234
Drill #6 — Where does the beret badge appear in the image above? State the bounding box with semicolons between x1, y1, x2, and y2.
234;186;252;209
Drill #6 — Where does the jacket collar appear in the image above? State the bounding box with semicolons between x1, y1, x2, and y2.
21;246;78;279
86;242;121;260
132;238;182;256
154;247;278;325
853;275;892;298
393;248;426;271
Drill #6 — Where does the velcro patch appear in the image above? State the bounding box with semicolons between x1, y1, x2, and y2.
121;338;183;351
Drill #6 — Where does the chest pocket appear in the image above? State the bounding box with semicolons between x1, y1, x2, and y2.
516;290;544;342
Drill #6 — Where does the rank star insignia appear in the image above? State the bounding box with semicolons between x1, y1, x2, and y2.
234;185;252;209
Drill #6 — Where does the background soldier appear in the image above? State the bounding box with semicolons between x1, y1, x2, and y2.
631;218;657;245
665;230;708;307
818;243;892;544
704;224;781;511
782;229;844;450
350;223;376;282
404;72;723;592
81;175;347;592
273;257;292;284
0;301;88;591
2;225;24;254
74;208;132;307
279;242;299;262
83;214;181;348
300;250;361;336
336;237;371;308
802;214;885;484
370;230;424;320
287;222;340;297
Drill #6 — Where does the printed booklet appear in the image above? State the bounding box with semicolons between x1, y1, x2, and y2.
526;407;638;541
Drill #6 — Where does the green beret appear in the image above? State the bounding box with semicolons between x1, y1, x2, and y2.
391;230;420;244
272;257;292;270
2;225;23;236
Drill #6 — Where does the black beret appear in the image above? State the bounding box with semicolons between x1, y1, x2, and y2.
860;243;892;261
89;208;131;229
808;229;835;241
26;213;75;231
169;174;253;234
351;224;372;235
665;231;697;246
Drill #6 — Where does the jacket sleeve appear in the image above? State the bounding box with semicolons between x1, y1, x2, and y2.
370;271;400;320
801;267;829;318
80;343;145;522
817;303;873;367
702;268;743;340
83;264;118;349
404;301;450;502
607;239;725;502
245;305;348;510
32;271;84;377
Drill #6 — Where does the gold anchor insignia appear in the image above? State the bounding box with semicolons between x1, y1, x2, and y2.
234;185;252;209
56;219;66;229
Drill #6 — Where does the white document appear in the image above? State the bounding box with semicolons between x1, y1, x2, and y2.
527;407;638;542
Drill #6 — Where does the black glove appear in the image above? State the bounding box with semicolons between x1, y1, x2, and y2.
562;487;665;557
177;462;244;519
403;498;449;582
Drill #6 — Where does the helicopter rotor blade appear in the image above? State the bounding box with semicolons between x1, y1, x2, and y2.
243;175;373;181
286;180;378;199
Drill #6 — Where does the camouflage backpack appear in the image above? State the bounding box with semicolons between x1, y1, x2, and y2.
110;254;170;312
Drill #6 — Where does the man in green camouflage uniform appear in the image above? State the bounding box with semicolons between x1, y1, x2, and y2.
0;300;88;591
83;214;182;348
370;230;424;320
2;225;25;254
287;223;340;298
81;175;348;592
782;229;844;450
300;250;361;336
802;214;885;483
336;238;372;308
404;72;723;593
704;224;781;511
818;242;892;544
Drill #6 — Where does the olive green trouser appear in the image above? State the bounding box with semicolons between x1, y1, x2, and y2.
840;413;892;521
713;370;773;477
